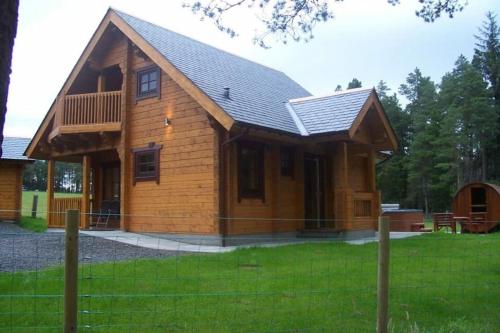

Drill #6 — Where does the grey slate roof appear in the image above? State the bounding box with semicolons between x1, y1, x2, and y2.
114;10;376;136
115;10;311;134
1;137;33;161
288;88;373;135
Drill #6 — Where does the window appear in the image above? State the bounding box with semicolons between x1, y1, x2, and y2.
133;144;162;184
238;142;265;202
136;67;160;99
280;146;295;178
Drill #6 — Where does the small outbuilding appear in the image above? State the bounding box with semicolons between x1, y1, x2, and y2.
452;182;500;233
0;137;33;222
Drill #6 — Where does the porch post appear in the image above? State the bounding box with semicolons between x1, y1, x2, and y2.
81;155;91;229
333;142;351;230
46;159;55;226
118;41;130;232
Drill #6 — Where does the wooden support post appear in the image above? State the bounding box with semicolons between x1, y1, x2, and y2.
97;74;105;92
47;160;55;226
64;209;79;333
31;192;38;218
271;144;280;233
81;155;91;229
377;216;390;333
119;41;130;231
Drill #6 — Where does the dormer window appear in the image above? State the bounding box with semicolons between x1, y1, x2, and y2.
137;66;160;99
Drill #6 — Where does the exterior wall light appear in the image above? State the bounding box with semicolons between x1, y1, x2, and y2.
164;117;170;126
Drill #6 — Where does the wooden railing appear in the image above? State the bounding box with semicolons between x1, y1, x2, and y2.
61;91;121;126
353;192;375;218
49;197;82;227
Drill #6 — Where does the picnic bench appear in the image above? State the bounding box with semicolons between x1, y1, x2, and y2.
432;213;456;234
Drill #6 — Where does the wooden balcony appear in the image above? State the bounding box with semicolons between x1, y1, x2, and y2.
49;91;122;140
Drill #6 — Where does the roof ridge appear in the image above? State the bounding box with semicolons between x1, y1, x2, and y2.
111;8;291;78
289;87;373;103
285;103;309;136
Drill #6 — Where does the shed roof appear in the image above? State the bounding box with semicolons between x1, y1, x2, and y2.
1;137;33;162
288;88;373;135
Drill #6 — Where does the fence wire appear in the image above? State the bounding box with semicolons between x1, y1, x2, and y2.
0;210;499;332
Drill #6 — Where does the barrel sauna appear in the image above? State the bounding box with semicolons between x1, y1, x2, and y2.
452;183;500;233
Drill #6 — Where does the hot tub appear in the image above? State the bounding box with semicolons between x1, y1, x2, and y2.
381;209;425;232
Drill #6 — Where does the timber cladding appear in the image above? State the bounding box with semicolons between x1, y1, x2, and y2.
0;162;23;221
125;48;218;234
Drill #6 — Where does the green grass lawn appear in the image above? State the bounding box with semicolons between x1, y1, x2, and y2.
0;233;498;332
18;216;47;233
22;190;81;219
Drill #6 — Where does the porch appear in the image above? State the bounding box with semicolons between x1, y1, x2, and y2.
46;150;123;230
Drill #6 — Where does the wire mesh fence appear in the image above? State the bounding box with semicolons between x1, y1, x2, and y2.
0;210;499;332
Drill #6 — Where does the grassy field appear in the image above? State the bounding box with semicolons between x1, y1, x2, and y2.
0;233;498;332
22;190;81;219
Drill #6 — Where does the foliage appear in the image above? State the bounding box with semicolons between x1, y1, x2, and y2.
376;81;411;205
23;160;82;192
377;13;500;213
473;11;500;178
347;77;362;89
185;0;467;47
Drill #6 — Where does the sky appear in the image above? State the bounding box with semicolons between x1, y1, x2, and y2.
4;0;500;138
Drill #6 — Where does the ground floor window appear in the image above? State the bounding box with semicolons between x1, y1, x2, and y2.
238;141;265;202
133;143;162;184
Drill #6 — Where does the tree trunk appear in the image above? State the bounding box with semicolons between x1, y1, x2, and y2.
0;0;19;157
481;146;487;182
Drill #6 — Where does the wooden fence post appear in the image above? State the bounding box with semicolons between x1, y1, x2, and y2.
31;192;38;218
64;210;79;333
377;216;390;333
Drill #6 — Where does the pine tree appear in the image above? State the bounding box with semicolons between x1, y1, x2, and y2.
347;78;362;89
438;56;497;187
376;81;411;205
399;69;440;214
473;11;500;178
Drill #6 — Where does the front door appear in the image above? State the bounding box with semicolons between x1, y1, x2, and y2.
304;155;325;229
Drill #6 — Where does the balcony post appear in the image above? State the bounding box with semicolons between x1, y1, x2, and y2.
81;155;91;229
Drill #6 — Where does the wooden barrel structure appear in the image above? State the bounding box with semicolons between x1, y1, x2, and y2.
453;182;500;233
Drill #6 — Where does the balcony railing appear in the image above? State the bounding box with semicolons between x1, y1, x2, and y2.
60;91;121;126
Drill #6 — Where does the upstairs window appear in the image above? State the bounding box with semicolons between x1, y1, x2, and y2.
137;67;160;99
238;142;265;202
133;144;162;184
280;146;295;178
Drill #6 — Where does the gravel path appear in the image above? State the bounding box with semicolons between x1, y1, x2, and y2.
0;222;189;272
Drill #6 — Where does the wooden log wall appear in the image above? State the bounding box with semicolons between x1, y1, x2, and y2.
0;162;23;221
124;39;219;234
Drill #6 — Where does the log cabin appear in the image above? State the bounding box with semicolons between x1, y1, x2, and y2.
1;137;33;222
25;9;398;244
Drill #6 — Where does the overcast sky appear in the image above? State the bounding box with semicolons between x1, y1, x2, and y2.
5;0;500;138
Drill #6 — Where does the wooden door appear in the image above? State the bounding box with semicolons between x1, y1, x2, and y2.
304;155;325;229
